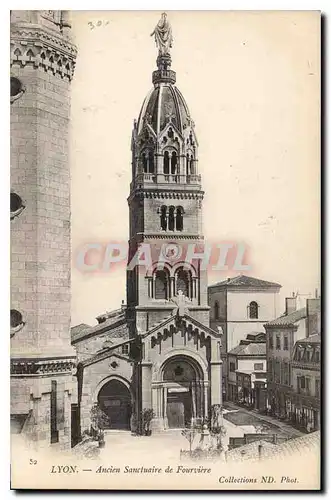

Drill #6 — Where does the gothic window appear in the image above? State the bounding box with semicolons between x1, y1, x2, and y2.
154;270;169;300
160;206;167;231
176;206;184;231
249;301;258;319
148;151;155;173
168;128;174;139
142;152;148;173
214;301;220;320
163;151;170;175
186;154;190;176
171;152;178;175
176;267;192;298
190;155;195;174
168;206;175;231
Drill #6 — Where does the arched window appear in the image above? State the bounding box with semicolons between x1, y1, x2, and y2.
142;152;147;173
186;154;189;176
249;301;258;319
190;155;195;174
176;267;192;298
214;301;220;320
154;270;169;300
171;152;177;175
148;151;155;173
176;206;184;231
168;206;175;231
160;206;167;231
163;151;170;175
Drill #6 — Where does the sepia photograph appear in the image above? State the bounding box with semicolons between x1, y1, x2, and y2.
9;9;321;490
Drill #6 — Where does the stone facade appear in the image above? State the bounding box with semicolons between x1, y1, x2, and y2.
265;296;321;431
71;37;223;436
208;275;281;399
10;10;77;449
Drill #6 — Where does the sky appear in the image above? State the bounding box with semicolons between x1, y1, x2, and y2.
70;11;320;327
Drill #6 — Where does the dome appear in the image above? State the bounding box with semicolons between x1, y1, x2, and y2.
137;83;192;136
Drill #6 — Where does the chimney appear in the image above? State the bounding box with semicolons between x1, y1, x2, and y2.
306;298;320;317
306;298;321;337
285;296;297;315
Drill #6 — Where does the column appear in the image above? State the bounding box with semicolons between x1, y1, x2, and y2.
192;278;197;299
204;383;208;419
191;384;196;425
163;387;168;429
156;153;163;178
169;277;175;299
210;339;222;406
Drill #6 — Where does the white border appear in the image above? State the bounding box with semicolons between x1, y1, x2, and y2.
1;2;328;498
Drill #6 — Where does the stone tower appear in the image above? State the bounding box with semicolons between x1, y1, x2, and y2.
127;29;209;338
10;11;77;448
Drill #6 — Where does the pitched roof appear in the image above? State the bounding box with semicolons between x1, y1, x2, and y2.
71;313;128;344
228;342;266;356
226;440;276;462
298;333;321;344
266;307;307;327
71;323;91;340
226;431;320;463
209;275;281;289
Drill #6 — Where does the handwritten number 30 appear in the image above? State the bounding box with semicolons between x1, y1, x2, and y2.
88;21;109;30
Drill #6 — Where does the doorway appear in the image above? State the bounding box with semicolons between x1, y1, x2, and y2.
98;379;131;430
167;391;192;428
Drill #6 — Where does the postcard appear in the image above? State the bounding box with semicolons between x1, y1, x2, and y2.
10;10;321;490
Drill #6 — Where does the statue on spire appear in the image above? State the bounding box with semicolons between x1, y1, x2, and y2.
151;12;173;56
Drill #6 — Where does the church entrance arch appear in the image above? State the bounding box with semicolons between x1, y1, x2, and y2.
97;379;132;430
161;355;205;429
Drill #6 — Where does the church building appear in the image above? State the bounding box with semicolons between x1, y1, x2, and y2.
73;14;223;435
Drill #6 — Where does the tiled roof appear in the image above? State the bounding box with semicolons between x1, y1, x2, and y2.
228;343;266;356
226;431;320;463
262;431;320;461
209;275;281;289
266;307;307;327
298;333;321;344
71;314;128;344
226;440;276;462
70;323;91;340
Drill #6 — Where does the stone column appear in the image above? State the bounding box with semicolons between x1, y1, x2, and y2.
163;386;168;429
191;383;197;425
204;383;208;419
141;362;153;409
210;339;222;407
156;153;163;178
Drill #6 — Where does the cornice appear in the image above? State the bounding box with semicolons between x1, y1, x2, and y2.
128;190;204;202
10;24;77;80
133;232;204;241
11;356;75;375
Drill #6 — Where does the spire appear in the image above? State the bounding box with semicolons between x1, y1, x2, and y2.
151;13;176;86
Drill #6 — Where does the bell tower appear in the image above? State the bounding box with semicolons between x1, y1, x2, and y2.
127;14;209;336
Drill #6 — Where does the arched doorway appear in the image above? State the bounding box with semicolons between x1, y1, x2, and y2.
162;355;204;429
97;379;132;430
